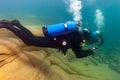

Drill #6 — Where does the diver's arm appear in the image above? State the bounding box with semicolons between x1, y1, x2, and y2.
71;45;95;58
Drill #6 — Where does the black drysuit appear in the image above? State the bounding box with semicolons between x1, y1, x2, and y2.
0;20;93;58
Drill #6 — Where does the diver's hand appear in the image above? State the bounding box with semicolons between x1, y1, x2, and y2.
87;49;95;56
91;47;98;51
88;47;98;56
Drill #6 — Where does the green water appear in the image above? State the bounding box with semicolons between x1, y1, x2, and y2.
0;0;120;71
0;0;71;25
0;0;120;79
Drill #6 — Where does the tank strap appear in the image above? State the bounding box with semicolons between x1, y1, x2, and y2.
42;26;48;36
64;23;68;31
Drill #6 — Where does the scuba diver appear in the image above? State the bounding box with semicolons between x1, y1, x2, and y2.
0;19;103;58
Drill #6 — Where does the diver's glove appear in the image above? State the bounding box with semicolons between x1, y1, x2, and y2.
87;47;98;56
86;49;94;56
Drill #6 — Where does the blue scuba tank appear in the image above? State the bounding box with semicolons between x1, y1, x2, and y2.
42;21;77;36
92;30;101;36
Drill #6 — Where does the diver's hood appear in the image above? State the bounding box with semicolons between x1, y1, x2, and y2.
89;30;104;46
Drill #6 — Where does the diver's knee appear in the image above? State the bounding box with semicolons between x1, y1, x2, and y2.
11;19;20;25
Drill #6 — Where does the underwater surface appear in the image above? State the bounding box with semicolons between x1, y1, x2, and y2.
0;0;120;48
0;0;120;80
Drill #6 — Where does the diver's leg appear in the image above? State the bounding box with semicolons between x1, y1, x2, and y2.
6;24;57;47
10;19;34;37
0;20;57;48
27;36;57;47
0;20;10;28
0;19;34;37
6;24;32;40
